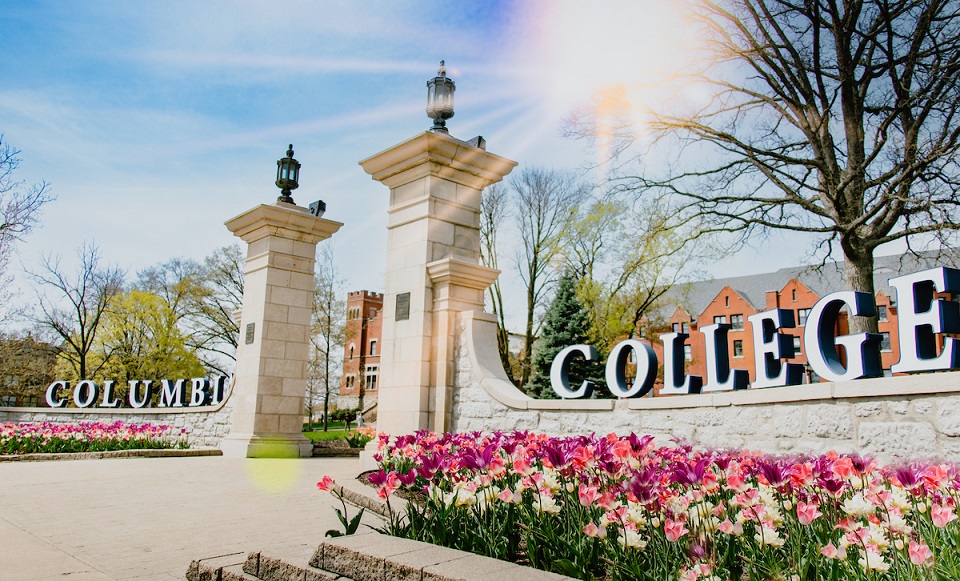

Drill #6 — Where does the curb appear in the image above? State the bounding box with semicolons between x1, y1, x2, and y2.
0;447;222;462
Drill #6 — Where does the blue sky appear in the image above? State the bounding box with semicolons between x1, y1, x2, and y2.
1;1;822;328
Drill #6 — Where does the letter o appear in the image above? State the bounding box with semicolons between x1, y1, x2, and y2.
605;340;658;398
73;380;100;408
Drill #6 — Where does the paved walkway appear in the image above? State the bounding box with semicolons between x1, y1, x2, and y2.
0;455;373;580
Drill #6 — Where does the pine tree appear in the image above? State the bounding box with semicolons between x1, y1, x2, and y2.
529;273;601;398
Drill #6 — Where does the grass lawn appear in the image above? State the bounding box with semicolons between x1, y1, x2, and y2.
302;429;350;442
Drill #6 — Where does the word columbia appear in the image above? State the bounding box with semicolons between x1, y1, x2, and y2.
551;266;960;398
45;376;229;409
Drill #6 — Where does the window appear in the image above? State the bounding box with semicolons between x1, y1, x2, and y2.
672;323;680;333
797;309;811;326
792;289;797;301
713;315;727;325
880;332;891;352
365;365;379;391
792;335;802;354
369;340;377;356
683;345;692;361
877;305;888;322
345;375;355;389
349;344;355;360
681;322;690;334
725;296;730;308
733;340;743;358
730;314;744;330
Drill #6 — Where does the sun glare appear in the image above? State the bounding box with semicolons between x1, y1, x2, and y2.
509;1;703;163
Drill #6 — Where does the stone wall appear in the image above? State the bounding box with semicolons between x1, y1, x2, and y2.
0;386;235;448
451;310;960;463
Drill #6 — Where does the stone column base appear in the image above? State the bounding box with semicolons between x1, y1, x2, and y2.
219;433;314;459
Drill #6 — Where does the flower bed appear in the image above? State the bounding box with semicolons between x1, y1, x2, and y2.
1;421;188;455
326;431;960;580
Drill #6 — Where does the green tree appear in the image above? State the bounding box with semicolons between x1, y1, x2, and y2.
528;273;601;399
92;290;205;384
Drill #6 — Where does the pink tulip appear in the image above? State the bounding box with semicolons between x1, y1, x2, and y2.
931;504;957;528
582;521;606;538
664;518;688;542
578;484;601;507
909;540;934;567
796;501;822;525
821;542;846;560
316;476;334;491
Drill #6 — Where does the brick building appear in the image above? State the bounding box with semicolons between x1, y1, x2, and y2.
661;251;955;384
339;291;383;411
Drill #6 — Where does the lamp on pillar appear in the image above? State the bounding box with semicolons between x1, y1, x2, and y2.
275;144;301;204
426;60;455;133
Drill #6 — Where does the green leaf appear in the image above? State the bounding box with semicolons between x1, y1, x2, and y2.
346;508;366;535
325;529;343;538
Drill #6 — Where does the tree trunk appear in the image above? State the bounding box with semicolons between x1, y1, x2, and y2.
842;246;879;334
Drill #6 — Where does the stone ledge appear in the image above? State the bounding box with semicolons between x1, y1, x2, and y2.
320;532;575;581
188;532;576;581
0;447;221;463
186;552;248;581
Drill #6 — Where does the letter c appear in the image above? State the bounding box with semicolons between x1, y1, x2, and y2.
550;344;598;398
45;381;69;408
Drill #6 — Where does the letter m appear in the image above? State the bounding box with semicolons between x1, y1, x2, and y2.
159;379;186;407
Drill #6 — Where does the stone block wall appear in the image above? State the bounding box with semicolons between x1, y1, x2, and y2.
0;389;235;448
451;311;960;463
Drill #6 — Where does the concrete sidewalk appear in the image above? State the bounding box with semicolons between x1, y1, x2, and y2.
0;455;374;580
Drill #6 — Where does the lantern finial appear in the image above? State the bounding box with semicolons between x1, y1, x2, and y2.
275;144;301;204
426;60;456;133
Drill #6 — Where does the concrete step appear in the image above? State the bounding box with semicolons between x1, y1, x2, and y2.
246;544;352;581
185;552;249;581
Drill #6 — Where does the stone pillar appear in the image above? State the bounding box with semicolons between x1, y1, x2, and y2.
359;132;516;435
221;202;342;458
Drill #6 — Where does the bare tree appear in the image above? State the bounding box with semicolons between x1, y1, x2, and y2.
136;257;205;323
307;244;345;431
189;245;244;375
0;135;53;320
584;0;960;334
479;182;516;382
576;202;704;351
30;243;125;380
512;167;586;389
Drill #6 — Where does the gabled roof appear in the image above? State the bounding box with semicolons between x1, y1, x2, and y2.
664;248;960;319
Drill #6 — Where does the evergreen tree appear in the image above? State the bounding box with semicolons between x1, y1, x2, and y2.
529;273;602;398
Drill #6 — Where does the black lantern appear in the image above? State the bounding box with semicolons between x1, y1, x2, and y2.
275;144;301;204
426;60;455;133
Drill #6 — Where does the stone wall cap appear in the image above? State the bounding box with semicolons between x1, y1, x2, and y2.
359;131;517;190
225;203;343;244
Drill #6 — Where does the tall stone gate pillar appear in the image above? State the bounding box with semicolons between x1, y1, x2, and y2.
360;132;516;434
221;202;342;457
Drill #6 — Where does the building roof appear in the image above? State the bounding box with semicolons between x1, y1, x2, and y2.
665;248;960;318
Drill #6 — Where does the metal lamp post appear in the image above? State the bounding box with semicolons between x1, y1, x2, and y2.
426;60;455;133
275;144;301;204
